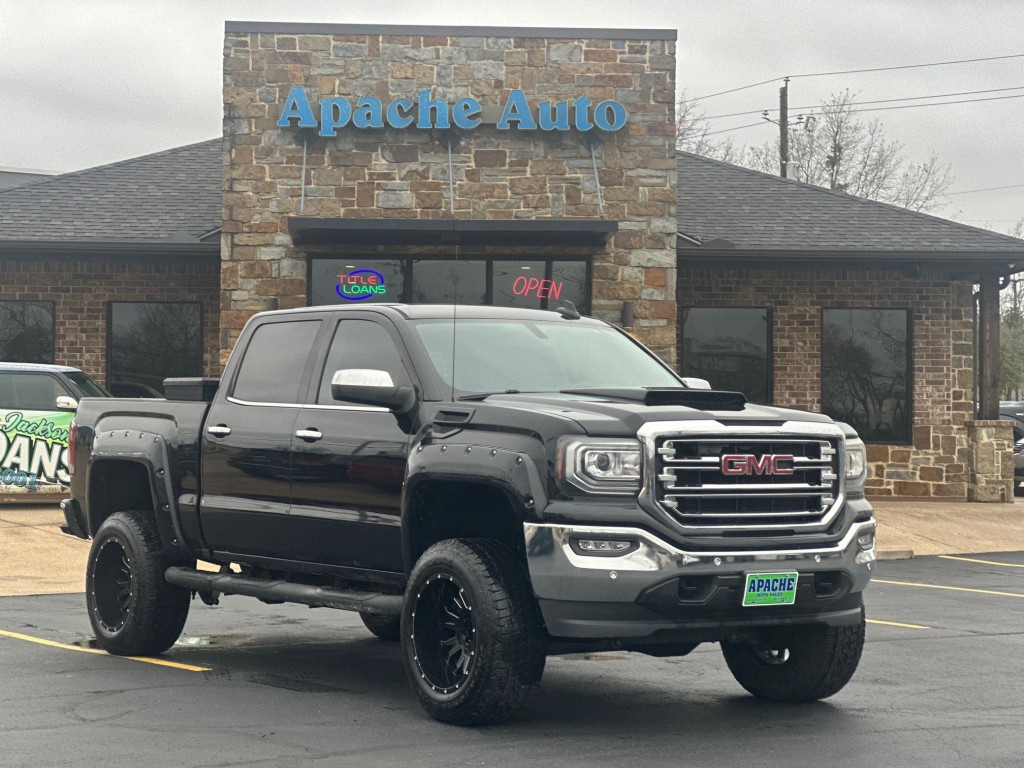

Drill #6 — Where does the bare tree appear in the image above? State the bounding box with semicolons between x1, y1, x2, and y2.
733;90;953;212
676;90;748;164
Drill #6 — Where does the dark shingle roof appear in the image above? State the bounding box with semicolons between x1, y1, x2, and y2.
677;151;1024;255
0;170;53;191
0;140;221;245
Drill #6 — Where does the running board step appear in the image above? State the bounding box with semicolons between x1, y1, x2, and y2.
164;566;402;616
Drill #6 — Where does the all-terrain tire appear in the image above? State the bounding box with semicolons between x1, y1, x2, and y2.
401;539;546;726
86;510;192;656
360;611;401;642
720;606;866;702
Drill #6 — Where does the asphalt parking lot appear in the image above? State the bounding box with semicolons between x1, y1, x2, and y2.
1;553;1022;768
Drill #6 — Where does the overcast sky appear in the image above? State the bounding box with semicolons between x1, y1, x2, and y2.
1;0;1021;232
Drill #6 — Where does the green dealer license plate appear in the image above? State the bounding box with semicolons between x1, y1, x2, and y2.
742;572;799;607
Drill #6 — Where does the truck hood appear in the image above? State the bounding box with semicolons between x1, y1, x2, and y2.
471;389;836;437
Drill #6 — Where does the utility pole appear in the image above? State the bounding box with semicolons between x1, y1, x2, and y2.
779;77;789;177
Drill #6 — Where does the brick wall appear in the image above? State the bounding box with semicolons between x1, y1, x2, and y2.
0;258;221;384
677;266;975;498
221;28;677;365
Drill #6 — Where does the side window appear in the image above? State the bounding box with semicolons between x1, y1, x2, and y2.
317;320;410;404
0;373;71;411
233;320;321;404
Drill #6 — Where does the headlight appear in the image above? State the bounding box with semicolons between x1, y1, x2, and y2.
558;438;642;495
845;436;867;493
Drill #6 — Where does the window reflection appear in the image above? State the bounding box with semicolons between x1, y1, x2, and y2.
411;260;487;304
822;309;910;443
681;308;770;403
0;301;55;364
109;302;202;397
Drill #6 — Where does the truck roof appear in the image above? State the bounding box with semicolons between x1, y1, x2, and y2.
0;362;80;373
249;303;606;324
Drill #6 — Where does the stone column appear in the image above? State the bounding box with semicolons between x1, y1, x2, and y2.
966;420;1015;502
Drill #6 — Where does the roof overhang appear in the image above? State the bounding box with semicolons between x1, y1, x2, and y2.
288;217;618;247
0;240;220;259
677;247;1024;277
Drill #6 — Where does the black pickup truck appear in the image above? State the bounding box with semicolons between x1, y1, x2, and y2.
62;304;876;725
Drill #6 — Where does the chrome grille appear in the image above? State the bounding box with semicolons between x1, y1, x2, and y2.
654;437;840;531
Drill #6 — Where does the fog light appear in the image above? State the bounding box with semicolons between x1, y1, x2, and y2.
855;529;877;565
572;538;637;556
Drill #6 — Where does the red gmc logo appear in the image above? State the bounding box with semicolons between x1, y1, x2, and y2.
721;454;795;476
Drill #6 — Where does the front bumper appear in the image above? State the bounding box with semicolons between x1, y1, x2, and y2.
524;518;876;642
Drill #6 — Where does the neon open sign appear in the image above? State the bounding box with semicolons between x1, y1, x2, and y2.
336;270;387;301
512;276;563;300
278;88;627;136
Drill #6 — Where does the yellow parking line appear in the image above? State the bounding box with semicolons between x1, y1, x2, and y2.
873;579;1024;598
938;555;1024;569
867;618;930;630
0;629;210;672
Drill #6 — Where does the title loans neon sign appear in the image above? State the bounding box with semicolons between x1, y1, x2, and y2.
336;270;387;301
278;87;627;136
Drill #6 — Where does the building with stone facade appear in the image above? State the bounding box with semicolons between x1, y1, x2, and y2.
1;21;1023;500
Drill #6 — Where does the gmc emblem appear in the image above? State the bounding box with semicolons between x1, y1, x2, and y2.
721;454;795;476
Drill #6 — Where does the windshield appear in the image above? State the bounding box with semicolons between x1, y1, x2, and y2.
412;319;681;395
65;371;111;398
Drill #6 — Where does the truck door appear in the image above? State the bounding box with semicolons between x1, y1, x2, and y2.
288;316;411;572
199;318;322;560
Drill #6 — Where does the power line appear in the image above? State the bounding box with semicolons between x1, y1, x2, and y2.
700;122;771;137
790;53;1024;79
944;184;1024;196
843;93;1024;114
703;87;1024;120
686;53;1024;102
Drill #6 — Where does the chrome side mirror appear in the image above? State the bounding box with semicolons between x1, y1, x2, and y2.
331;369;414;412
55;395;78;410
680;377;712;390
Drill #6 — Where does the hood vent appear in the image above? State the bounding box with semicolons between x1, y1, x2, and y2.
562;388;747;411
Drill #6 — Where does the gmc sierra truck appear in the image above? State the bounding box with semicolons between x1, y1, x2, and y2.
62;304;876;725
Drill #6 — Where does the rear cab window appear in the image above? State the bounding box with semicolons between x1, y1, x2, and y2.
231;319;323;404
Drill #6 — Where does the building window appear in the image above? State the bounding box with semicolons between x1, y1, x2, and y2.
0;301;55;364
108;302;203;397
680;307;770;403
822;308;911;443
309;257;590;312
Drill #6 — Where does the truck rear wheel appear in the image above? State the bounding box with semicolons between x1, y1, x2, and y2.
720;606;866;702
360;611;401;642
401;539;545;726
86;511;192;656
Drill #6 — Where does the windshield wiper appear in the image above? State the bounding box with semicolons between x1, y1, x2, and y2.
457;389;522;401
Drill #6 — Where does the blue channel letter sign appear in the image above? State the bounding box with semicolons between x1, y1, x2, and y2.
277;87;627;137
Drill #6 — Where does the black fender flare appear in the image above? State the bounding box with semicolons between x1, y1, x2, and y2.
401;442;549;570
86;427;190;560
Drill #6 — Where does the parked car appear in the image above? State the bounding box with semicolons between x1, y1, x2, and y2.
999;401;1024;495
0;363;109;498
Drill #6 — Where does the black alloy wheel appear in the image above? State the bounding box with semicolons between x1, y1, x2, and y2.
91;539;134;633
86;510;192;656
401;539;546;726
411;572;476;694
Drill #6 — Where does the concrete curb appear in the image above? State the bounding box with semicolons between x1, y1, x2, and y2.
877;547;914;561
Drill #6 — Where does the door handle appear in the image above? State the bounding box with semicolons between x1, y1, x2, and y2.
207;425;231;438
295;429;323;442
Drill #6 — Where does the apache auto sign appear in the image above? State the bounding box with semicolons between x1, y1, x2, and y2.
277;87;628;136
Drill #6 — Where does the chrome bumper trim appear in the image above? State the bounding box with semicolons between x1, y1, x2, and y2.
524;519;876;572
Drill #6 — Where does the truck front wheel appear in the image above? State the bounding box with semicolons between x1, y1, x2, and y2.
401;539;545;725
720;606;866;702
86;511;192;656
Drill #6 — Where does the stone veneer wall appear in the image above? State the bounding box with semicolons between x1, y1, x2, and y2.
221;28;677;365
677;266;976;498
966;420;1014;502
0;258;221;385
